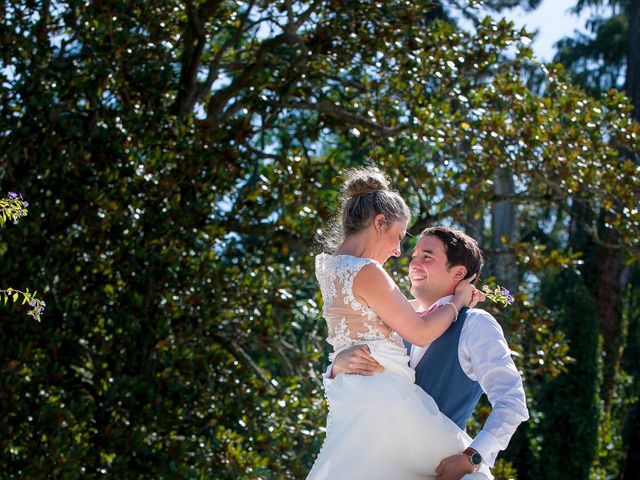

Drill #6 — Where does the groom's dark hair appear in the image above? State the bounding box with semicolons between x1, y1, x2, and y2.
419;226;484;281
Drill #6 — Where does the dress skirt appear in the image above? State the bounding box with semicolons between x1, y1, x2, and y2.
306;341;492;480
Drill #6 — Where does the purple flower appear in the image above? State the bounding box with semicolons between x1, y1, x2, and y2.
507;295;514;302
501;287;509;295
23;201;29;207
29;299;36;307
8;192;18;199
482;285;489;290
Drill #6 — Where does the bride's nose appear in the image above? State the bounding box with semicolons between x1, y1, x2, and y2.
391;246;401;257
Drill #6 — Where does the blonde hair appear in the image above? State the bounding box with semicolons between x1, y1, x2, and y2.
321;166;411;251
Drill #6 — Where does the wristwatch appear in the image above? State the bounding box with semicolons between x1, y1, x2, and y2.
462;447;482;469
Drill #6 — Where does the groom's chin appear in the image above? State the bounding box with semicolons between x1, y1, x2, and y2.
411;283;430;301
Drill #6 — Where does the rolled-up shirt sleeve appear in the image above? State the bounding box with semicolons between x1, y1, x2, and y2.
461;310;529;467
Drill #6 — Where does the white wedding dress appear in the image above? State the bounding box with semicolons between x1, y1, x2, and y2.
307;254;492;480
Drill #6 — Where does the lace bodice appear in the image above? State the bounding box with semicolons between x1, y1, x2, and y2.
315;253;405;360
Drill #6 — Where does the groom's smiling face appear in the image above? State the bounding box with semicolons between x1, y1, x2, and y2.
409;235;462;302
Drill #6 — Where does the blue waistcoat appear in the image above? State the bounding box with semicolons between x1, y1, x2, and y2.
404;307;483;430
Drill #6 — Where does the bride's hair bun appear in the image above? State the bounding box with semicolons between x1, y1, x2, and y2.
318;165;410;252
343;166;389;198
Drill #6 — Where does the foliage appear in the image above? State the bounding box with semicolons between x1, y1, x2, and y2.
553;0;630;95
0;193;29;227
485;0;640;477
537;270;601;479
0;193;44;321
0;0;639;478
481;284;514;306
0;288;46;322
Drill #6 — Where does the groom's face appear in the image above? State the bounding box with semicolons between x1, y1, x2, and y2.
409;235;459;301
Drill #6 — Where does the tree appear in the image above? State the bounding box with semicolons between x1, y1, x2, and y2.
0;192;45;321
485;0;640;476
1;1;639;478
537;270;600;479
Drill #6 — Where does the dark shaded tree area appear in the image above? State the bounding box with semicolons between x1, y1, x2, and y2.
1;1;639;478
487;0;640;476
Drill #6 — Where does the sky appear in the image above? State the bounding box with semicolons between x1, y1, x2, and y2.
496;0;599;62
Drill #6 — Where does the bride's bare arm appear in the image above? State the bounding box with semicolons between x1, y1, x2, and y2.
353;263;472;347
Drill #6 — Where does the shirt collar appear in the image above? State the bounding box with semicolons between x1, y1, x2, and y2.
432;295;454;308
416;295;454;312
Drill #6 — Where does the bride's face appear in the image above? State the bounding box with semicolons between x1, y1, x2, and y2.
376;216;408;264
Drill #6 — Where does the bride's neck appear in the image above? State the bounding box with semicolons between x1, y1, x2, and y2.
334;231;376;258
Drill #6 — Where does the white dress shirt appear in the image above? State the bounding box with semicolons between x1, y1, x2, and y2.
409;295;529;467
323;295;529;468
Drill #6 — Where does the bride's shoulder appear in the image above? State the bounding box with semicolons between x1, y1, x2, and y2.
315;252;329;265
315;253;378;269
352;261;394;290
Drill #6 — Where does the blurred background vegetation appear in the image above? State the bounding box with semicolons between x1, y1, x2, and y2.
1;0;639;478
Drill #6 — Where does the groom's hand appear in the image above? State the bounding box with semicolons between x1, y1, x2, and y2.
330;345;384;378
435;453;477;480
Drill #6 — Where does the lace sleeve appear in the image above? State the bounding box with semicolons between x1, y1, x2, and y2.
316;254;404;356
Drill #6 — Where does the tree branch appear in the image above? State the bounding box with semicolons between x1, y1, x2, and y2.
185;1;259;114
241;143;284;161
583;221;638;251
205;0;325;120
207;32;295;119
173;1;215;115
282;100;405;137
217;219;311;253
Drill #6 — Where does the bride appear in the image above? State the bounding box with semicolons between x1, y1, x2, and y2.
307;167;491;480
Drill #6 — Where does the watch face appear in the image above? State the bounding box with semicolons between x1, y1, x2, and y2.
470;452;482;465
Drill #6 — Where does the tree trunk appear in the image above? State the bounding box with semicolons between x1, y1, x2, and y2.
465;207;484;246
491;167;518;293
621;269;640;479
595;247;630;406
627;0;640;123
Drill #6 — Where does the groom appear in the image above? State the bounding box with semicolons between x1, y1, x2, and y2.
325;226;529;479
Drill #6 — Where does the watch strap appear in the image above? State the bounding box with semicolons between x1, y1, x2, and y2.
462;447;482;467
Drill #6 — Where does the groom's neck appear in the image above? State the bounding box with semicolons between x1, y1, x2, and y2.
414;293;442;309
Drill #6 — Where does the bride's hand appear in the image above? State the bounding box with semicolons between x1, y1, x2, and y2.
468;287;486;308
453;275;482;307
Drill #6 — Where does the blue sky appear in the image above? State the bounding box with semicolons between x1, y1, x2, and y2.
498;0;599;61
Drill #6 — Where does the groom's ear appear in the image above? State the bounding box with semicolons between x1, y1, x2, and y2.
452;266;467;280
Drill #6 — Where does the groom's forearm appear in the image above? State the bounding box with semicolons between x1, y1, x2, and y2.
463;312;530;467
471;377;529;466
